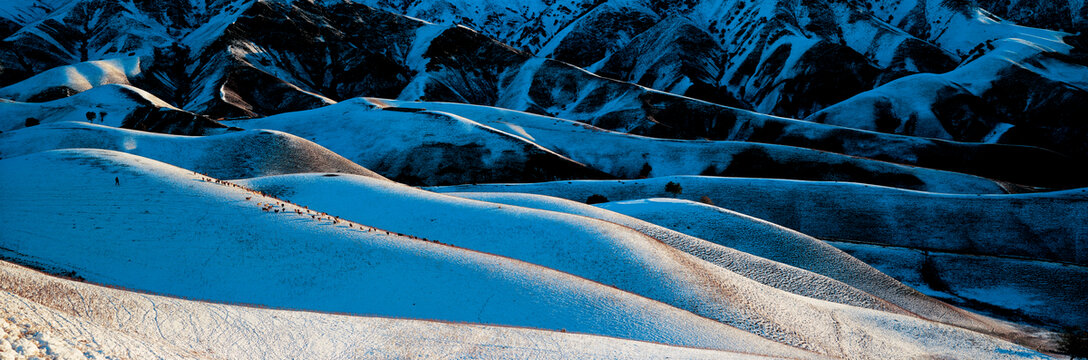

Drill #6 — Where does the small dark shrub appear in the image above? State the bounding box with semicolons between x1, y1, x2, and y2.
586;194;609;204
25;118;39;127
638;163;653;178
699;196;714;205
665;181;682;195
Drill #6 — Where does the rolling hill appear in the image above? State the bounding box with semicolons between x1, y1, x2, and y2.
1;0;1085;357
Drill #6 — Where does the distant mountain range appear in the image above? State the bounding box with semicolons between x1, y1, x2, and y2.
2;0;1086;161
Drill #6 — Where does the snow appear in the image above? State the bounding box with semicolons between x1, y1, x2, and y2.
221;98;587;185
430;176;1088;265
0;121;382;180
372;98;1008;194
495;57;547;111
0;261;781;360
944;39;1076;94
808;36;1087;139
404;23;452;72
0;315;99;360
807;0;1087;140
230;172;1049;359
831;241;1088;329
933;8;1069;56
0;0;69;26
1;1;1081;357
0;148;814;357
536;0;660;64
440;191;1026;339
236;173;912;315
983;123;1016;143
180;0;256;52
0;57;143;102
807;74;962;139
0;84;173;132
747;35;821;114
591;197;1026;334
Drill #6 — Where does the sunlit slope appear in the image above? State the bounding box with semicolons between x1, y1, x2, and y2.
0;121;382;179
236;172;1046;359
0;260;782;360
432;177;1088;265
0;149;813;357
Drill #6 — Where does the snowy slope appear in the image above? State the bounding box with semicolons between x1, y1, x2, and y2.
0;149;816;357
232;173;1051;358
595;197;1086;333
4;0;1083;163
222;98;609;185
359;0;1080;120
441;191;1030;344
374;98;1084;188
0;121;382;179
973;0;1087;33
0;0;252;85
0;0;1081;358
0;84;226;135
808;37;1088;160
235;173;912;315
832;241;1088;330
371;98;1021;193
430;177;1088;265
0;57;143;102
224;98;1011;192
363;0;1087;159
0;261;779;360
864;0;1074;55
0;84;168;130
0;0;70;28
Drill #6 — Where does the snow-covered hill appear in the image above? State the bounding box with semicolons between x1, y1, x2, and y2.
224;98;1005;191
0;84;226;135
832;240;1088;330
358;0;1088;143
3;0;1084;162
0;149;1054;359
807;34;1088;160
0;260;783;360
597;198;1088;329
370;98;1085;189
438;191;1029;342
0;121;381;179
432;177;1088;265
232;172;1048;357
236;174;911;314
222;98;610;185
0;149;819;357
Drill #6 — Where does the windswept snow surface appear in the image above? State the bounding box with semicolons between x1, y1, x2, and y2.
443;192;1026;342
233;172;1047;359
370;98;1082;189
0;261;780;360
595;197;1080;341
235;173;910;316
223;98;608;185
0;149;815;358
830;241;1088;329
0;121;383;179
0;57;143;101
230;98;1009;193
430;177;1088;265
0;84;173;131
